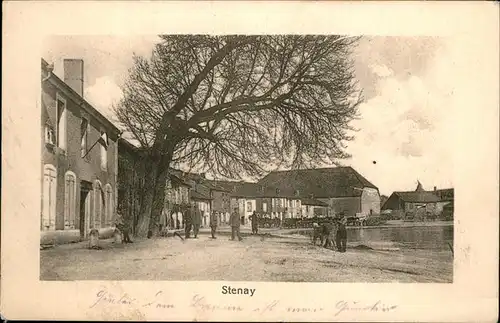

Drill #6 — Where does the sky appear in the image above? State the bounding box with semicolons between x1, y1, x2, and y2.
42;35;454;196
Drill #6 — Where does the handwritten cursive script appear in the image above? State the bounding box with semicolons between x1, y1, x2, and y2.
191;294;243;312
335;300;398;316
90;290;136;308
89;289;174;310
89;289;397;318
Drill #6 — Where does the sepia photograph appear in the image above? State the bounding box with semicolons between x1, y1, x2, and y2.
2;1;498;322
40;34;454;283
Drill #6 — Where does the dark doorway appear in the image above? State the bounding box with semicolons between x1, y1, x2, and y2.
79;180;92;239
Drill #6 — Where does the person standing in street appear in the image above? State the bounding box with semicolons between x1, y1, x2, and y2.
312;222;323;246
192;205;202;239
229;208;243;241
321;219;335;249
184;208;193;239
336;217;348;252
251;211;259;235
115;213;133;243
210;210;218;239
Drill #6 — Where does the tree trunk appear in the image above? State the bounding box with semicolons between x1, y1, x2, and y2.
135;161;157;237
148;169;168;236
135;151;172;238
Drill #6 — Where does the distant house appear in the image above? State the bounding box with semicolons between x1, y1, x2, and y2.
229;183;305;224
190;185;213;227
163;170;192;230
433;187;454;214
200;180;232;225
300;197;329;217
180;173;213;227
203;180;238;224
258;167;381;218
380;195;389;208
381;182;454;218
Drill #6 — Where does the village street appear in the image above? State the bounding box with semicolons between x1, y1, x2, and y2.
40;231;453;283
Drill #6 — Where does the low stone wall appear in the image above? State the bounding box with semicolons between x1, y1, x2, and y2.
98;227;115;240
40;227;115;246
41;230;80;245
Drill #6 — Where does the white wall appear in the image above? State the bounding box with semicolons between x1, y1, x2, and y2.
361;187;381;215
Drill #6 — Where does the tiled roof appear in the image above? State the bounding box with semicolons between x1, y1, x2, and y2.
208;180;246;193
394;191;440;203
230;182;299;198
202;180;232;192
257;166;378;198
300;197;329;207
191;189;212;201
190;183;213;201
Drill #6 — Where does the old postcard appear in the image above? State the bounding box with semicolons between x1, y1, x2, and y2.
1;1;499;322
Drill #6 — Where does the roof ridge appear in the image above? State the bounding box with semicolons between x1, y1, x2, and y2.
348;166;378;189
268;166;351;173
347;166;364;188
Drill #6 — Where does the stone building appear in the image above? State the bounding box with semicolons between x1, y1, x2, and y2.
41;58;120;245
381;182;454;218
300;197;329;217
258;167;381;218
229;183;305;224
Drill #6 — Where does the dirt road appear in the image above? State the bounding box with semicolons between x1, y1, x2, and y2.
40;234;453;282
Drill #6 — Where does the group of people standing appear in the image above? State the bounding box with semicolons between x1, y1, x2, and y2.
184;205;202;239
312;217;348;252
183;206;246;241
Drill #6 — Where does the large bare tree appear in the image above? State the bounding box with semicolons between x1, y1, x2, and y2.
115;35;362;237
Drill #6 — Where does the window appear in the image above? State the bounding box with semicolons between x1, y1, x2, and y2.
80;118;88;157
64;171;77;229
100;130;108;170
45;125;55;145
56;95;67;150
247;201;252;212
262;202;267;212
42;165;57;230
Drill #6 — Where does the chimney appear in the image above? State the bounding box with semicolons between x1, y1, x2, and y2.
434;186;437;191
63;59;84;97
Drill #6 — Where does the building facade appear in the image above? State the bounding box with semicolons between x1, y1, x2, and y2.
381;183;454;219
300;197;329;217
230;183;305;224
163;172;191;230
258;167;381;218
41;58;120;245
